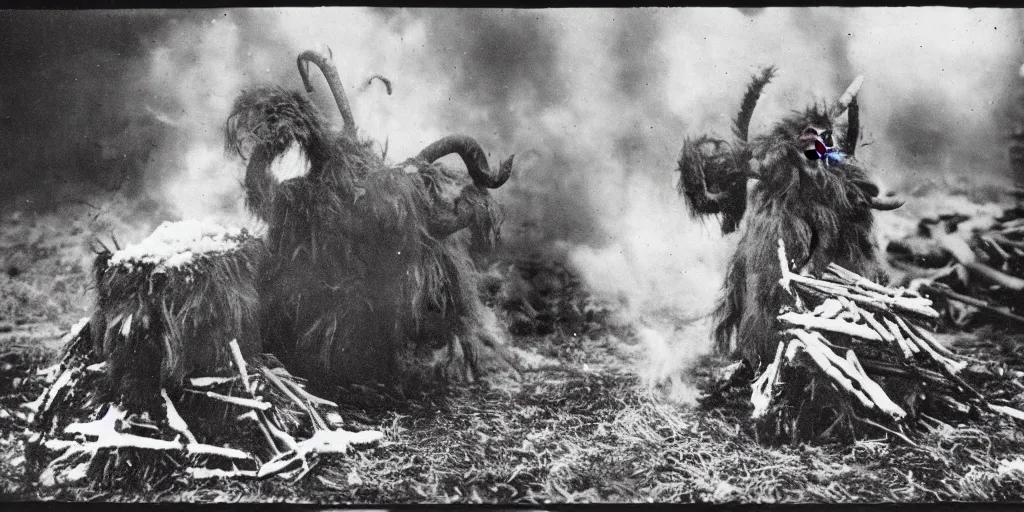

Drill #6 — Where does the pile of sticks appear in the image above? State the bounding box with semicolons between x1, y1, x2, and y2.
22;321;382;488
890;199;1024;329
750;240;1024;444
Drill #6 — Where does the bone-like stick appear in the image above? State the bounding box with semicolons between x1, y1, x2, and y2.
793;330;907;421
791;268;935;308
793;277;939;319
228;339;252;393
189;376;240;388
281;376;339;408
260;367;304;409
260;367;323;429
778;311;882;341
257;452;305;479
845;349;867;376
238;410;281;455
812;299;845;319
854;306;896;344
185;389;272;410
893;315;966;375
261;414;301;452
185;443;253;460
919;282;1024;326
883;316;916;358
161;389;198;445
787;335;875;410
905;321;958;359
982;236;1012;260
187;467;259;479
990;403;1024;421
751;341;786;419
827;263;901;297
777;240;809;310
778;239;793;294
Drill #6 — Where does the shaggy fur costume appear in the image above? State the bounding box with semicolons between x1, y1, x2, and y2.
677;68;900;370
713;105;885;370
225;67;513;395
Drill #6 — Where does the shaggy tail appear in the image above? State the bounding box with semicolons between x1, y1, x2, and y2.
732;66;776;142
224;87;332;219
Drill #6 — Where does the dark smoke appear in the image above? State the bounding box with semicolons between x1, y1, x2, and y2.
408;9;604;253
0;10;296;220
2;11;186;209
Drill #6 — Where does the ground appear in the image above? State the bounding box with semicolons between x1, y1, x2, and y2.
3;204;1024;504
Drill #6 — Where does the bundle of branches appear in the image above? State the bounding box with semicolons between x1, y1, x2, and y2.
886;200;1024;329
750;239;1024;445
21;220;382;490
22;321;382;489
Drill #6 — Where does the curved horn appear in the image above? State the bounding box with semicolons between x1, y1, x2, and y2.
365;74;393;96
850;177;879;198
733;66;777;142
416;135;514;189
870;196;905;211
832;75;864;117
297;49;356;136
841;95;860;157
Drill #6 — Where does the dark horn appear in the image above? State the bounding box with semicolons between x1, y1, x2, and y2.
366;75;393;96
870;196;905;211
416;135;513;189
297;49;356;136
850;177;879;198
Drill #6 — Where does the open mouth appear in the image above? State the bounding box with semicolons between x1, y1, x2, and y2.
804;139;829;160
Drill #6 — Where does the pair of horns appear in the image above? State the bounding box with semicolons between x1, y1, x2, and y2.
297;48;513;190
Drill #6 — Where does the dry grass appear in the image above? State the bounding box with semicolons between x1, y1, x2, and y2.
3;204;1024;503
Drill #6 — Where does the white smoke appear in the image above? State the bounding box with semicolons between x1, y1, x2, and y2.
74;7;1022;401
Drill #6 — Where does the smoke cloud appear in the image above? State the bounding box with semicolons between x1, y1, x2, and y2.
3;7;1022;402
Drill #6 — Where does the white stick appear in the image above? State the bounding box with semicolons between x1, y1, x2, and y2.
990;403;1024;421
186;389;272;411
185;443;253;460
751;341;786;419
893;315;966;375
883;317;916;358
186;467;259;479
281;377;339;408
808;333;906;421
787;335;875;410
161;389;198;445
778;311;882;341
812;299;845;319
228;339;252;393
188;376;239;388
790;330;907;421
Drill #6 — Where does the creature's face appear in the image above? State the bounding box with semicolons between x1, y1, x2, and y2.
799;124;836;162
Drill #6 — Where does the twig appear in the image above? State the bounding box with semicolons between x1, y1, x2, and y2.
854;416;920;448
919;283;1024;325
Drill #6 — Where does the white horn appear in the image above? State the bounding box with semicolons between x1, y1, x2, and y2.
833;75;864;116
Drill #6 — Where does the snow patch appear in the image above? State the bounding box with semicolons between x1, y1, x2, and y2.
108;219;244;272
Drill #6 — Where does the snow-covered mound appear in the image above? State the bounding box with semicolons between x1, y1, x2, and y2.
107;219;246;272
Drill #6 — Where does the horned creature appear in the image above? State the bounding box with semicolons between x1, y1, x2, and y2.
225;49;516;395
677;68;904;370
